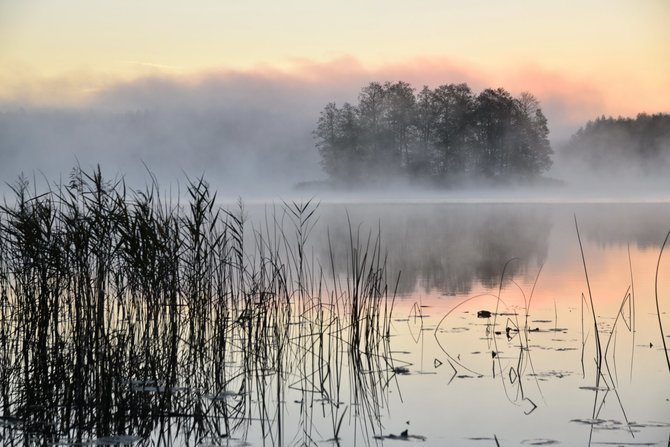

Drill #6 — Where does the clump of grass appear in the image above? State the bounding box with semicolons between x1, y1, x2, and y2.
0;166;395;446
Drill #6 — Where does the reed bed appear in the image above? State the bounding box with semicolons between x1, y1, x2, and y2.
0;167;395;446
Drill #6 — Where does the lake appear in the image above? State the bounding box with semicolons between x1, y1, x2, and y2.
308;202;670;446
1;196;669;446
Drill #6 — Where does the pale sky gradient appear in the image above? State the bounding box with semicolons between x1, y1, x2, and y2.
1;0;668;118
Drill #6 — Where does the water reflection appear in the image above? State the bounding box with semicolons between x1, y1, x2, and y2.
374;202;670;446
571;202;670;249
301;202;670;296
309;204;552;296
2;190;670;446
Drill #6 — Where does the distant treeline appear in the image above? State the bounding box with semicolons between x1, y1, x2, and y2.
314;81;553;185
561;113;670;172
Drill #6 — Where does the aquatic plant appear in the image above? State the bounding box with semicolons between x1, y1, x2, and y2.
0;166;395;446
575;216;638;446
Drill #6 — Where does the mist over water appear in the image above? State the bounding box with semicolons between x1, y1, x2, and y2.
2;3;669;443
3;72;666;202
0;73;345;197
1;165;669;445
244;201;670;297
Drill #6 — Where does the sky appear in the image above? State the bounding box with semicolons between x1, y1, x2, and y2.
1;0;668;113
0;0;668;193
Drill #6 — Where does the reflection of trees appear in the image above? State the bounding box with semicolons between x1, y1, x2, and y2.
311;204;551;295
307;202;670;296
572;203;670;250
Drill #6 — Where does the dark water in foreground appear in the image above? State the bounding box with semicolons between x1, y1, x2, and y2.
1;201;669;446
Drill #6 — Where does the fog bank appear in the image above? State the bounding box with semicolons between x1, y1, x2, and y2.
1;64;667;200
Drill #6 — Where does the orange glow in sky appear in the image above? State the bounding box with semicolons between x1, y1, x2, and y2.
1;0;668;120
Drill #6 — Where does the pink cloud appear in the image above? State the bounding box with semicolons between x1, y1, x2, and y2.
272;57;616;137
275;56;667;137
4;55;666;140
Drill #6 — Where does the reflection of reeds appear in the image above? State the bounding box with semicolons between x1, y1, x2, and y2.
574;216;636;445
433;258;543;415
0;166;394;446
655;230;670;374
490;259;541;415
575;216;603;399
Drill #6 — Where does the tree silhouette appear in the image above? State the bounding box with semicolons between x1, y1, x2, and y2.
562;113;670;173
314;81;554;186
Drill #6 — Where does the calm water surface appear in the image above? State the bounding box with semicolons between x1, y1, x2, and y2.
2;201;670;446
310;202;670;446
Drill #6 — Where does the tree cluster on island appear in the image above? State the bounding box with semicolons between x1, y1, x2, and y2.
314;81;553;186
560;113;670;173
